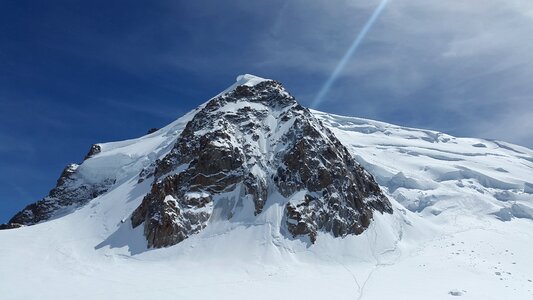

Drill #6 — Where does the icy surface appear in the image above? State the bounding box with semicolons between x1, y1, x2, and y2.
1;77;532;299
313;110;533;221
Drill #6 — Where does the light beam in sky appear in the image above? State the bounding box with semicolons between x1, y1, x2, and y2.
311;0;390;108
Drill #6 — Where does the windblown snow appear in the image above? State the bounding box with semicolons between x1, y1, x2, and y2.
1;75;532;299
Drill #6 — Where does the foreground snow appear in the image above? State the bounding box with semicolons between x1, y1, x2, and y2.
1;189;531;299
1;77;532;299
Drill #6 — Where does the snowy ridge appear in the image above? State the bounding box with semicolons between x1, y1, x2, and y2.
1;75;532;299
81;75;268;184
77;75;270;187
313;110;533;221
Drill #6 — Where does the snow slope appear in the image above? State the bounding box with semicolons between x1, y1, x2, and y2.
1;75;532;299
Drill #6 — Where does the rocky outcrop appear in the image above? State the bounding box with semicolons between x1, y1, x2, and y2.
0;223;23;230
132;77;392;248
278;119;391;242
146;128;159;134
8;146;114;226
84;144;101;160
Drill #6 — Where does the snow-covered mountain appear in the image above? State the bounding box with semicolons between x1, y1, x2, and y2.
1;75;532;299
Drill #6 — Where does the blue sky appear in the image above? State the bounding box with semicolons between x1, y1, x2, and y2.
1;0;532;223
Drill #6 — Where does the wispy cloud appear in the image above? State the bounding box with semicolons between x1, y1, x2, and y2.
6;0;530;147
98;97;184;119
237;0;533;147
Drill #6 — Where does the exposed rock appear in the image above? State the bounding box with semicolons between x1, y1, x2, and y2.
0;223;23;230
147;128;159;134
9;146;115;226
132;78;392;248
84;144;101;160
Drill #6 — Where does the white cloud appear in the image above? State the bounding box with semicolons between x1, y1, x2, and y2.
54;0;532;147
243;0;533;147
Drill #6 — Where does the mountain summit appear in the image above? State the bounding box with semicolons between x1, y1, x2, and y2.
131;75;391;247
4;74;392;248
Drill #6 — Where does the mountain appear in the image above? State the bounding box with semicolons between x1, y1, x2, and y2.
1;75;532;299
5;75;392;247
131;76;391;247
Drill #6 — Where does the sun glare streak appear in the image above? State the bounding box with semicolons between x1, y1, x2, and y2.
311;0;390;108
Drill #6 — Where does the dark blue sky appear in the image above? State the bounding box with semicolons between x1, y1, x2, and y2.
1;0;532;223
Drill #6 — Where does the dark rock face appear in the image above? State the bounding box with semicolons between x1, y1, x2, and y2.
84;144;101;160
0;223;23;230
279;121;391;243
147;128;159;134
132;79;392;248
9;146;114;226
131;176;214;247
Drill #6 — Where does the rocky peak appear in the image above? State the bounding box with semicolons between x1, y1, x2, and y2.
132;75;392;248
84;144;101;160
3;75;392;244
7;148;114;227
